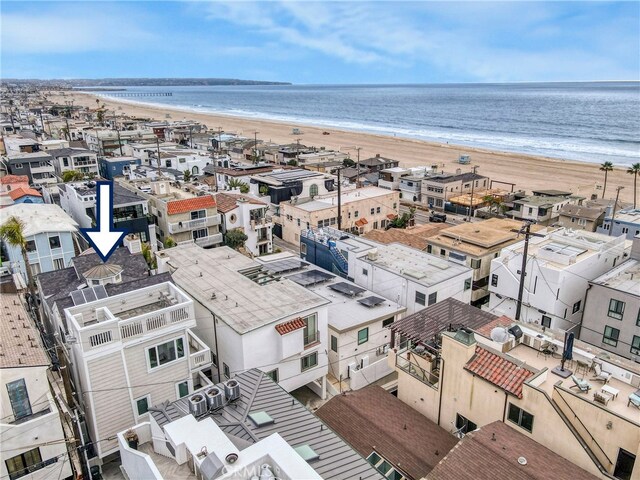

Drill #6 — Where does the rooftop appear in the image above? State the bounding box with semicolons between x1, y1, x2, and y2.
160;243;329;334
514;195;573;207
532;189;573;197
426;421;600;480
46;147;94;157
8;187;42;200
590;258;640;295
251;168;329;185
464;345;535;398
425;172;487;184
558;204;605;220
361;224;448;250
0;203;77;237
607;208;640;224
166;195;216;215
214;192;266;213
316;385;458;480
0;174;29;184
0;294;49;368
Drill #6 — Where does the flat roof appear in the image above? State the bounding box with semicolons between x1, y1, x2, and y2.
292;186;397;213
362;223;448;250
0;294;49;368
0;203;78;236
514;195;571;206
590;258;640;294
608;208;640;224
162;244;329;334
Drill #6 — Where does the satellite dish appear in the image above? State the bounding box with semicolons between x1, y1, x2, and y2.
490;327;510;343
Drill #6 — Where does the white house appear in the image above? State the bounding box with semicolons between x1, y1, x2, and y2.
1;294;73;480
215;192;273;256
487;228;629;332
156;243;331;398
47;147;98;178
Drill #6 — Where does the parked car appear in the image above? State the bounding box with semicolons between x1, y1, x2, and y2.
429;212;447;223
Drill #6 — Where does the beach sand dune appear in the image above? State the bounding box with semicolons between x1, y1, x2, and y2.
55;92;636;204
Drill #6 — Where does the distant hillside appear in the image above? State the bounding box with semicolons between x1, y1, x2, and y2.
3;78;292;87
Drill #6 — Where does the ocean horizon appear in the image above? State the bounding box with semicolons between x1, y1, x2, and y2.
94;82;640;166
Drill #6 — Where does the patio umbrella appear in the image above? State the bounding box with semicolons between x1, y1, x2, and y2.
561;332;574;371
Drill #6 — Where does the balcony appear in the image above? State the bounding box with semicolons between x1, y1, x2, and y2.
250;217;270;230
195;233;223;248
30;165;55;174
187;330;211;371
168;215;220;234
394;347;440;390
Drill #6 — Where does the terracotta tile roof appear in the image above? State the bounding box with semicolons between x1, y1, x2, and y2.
464;346;534;398
166;195;216;215
1;174;29;184
474;315;514;338
316;385;458;480
215;193;266;214
275;317;306;335
355;217;369;227
8;187;42;200
427;421;600;480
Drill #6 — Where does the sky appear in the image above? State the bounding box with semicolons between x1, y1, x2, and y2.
1;1;638;84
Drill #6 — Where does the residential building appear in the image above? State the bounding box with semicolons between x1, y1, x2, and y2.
63;280;213;459
421;171;490;210
599;208;640;240
211;163;279;191
98;156;142;180
0;174;30;207
6;187;44;206
389;318;640;479
425;219;546;306
362;223;448;250
378;166;411;190
118;369;383;480
508;194;583;226
558;204;607;231
296;149;348;170
0;203;78;280
359;154;400;173
249;168;336;207
215;193;273;256
0;294;73;480
580;236;640;362
258;254;405;392
2;135;42;154
47;147;98;178
399;176;423;203
156;243;331;397
149;147;212;177
58;180;154;243
487;229;629;332
301;228;473;314
280;186;399;244
5;152;56;186
84;129;157;156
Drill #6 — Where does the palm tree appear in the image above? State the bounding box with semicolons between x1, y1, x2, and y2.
0;217;39;319
627;163;640;209
227;178;249;193
600;161;614;198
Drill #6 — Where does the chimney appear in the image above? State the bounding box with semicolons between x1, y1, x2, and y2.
453;327;476;346
123;233;142;254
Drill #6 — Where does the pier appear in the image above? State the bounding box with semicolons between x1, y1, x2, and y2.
108;92;173;97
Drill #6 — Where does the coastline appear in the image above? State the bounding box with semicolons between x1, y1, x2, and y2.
55;91;635;203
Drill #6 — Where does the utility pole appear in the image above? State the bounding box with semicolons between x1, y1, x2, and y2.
155;136;162;178
355;147;362;188
216;126;222;155
296;138;301;166
608;186;625;236
467;165;479;222
254;131;259;164
512;221;545;321
189;125;193;149
337;168;343;231
113;111;123;156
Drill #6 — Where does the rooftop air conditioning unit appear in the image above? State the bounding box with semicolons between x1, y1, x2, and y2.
188;393;208;417
205;387;224;410
224;379;240;402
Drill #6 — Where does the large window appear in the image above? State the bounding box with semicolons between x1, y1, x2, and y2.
265;369;279;382
147;338;184;369
303;313;318;346
48;236;61;249
470;258;482;269
631;336;640;356
7;379;32;421
464;278;472;291
25;240;36;253
301;352;318;371
223;363;230;379
507;404;534;432
541;315;552;328
309;184;318;197
190;209;206;220
176;381;189;398
608;299;625;320
415;292;426;306
603;326;620;347
358;328;369;345
382;317;394;328
5;448;52;480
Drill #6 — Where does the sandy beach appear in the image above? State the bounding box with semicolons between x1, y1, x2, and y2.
54;91;636;204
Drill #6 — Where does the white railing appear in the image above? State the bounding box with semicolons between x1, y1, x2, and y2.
119;304;192;341
187;329;211;370
118;423;162;480
168;215;220;234
195;233;223;247
350;355;393;390
30;165;54;174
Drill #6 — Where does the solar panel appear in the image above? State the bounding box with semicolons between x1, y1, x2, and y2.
94;285;108;300
70;286;109;306
71;290;85;306
328;282;366;296
265;258;308;274
289;270;335;286
358;296;386;307
83;289;97;303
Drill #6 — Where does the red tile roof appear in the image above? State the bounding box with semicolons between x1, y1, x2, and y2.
8;187;42;200
215;193;266;214
1;175;29;184
275;317;306;335
166;195;216;215
464;346;534;398
354;217;368;227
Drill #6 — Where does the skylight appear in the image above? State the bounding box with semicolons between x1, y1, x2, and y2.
294;444;320;462
248;411;274;427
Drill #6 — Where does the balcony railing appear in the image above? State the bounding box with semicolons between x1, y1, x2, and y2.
30;165;54;174
187;329;212;371
168;215;220;234
250;217;269;230
395;348;440;389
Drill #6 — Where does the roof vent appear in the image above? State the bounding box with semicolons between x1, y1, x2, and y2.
518;457;527;466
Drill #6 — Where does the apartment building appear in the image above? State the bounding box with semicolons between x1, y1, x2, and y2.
421;171;490;209
296;149;348;170
98;156;142;180
63;281;213;459
1;294;73;480
488;229;629;332
149;147;212;176
399;176;423;203
1;203;78;280
5;152;56;186
580;237;640;362
211;163;278;191
599;208;640;240
156;243;331;397
378;166;411;190
425;219;545;306
117;369;382;480
249;168;337;207
47;147;98;178
301;227;473;315
508;194;583;226
84;129;157;156
280;186;400;244
215;192;273;256
389;318;640;479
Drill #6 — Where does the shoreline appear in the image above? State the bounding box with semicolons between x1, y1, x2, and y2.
54;91;636;203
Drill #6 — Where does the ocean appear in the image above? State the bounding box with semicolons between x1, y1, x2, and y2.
97;82;640;166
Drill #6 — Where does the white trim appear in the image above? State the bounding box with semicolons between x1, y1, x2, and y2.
175;380;190;399
145;335;186;373
133;393;152;418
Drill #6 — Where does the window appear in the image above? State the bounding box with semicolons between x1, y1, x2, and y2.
362;268;368;276
428;292;437;306
631;336;640;356
211;352;217;366
358;327;369;345
223;363;230;379
541;315;551;328
354;210;359;218
456;413;477;434
191;209;206;220
303;313;318;346
309;184;318;197
608;299;625;320
7;379;32;421
147;338;184;369
572;300;581;314
301;352;318;371
470;258;482;269
426;245;432;254
370;208;375;215
603;326;620;347
192;228;208;240
491;274;498;287
376;207;381;213
53;258;65;270
464;278;472;291
330;335;338;352
508;404;534;432
48;236;61;249
5;447;47;480
637;309;640;327
382;317;394;328
25;240;36;253
415;291;426;306
265;369;279;382
136;396;150;415
176;381;189;398
440;248;446;256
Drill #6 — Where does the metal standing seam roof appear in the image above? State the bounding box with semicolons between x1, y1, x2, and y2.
150;369;383;480
464;346;535;398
